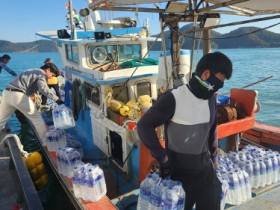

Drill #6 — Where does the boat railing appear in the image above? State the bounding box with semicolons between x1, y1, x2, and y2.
5;136;44;210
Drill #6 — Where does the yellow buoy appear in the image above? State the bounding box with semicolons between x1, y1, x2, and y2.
36;163;47;176
29;151;43;165
30;167;39;181
35;174;49;190
24;155;37;170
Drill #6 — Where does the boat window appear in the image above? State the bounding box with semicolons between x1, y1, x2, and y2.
89;44;141;64
84;82;100;105
89;45;117;64
118;44;141;61
66;44;79;63
112;84;129;103
136;81;151;97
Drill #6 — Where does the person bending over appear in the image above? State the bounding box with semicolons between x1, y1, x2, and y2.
0;63;64;145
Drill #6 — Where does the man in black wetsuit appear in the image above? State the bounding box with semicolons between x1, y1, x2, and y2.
137;52;233;210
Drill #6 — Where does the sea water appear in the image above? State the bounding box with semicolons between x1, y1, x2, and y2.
1;49;279;135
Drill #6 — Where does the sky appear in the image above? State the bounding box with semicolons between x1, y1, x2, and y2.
1;0;280;43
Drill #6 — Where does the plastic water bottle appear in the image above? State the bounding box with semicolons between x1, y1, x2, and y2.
227;172;241;205
56;148;63;174
176;182;185;210
137;174;157;210
150;181;163;209
276;154;280;181
93;165;106;198
86;169;102;202
264;157;273;185
245;152;253;161
244;161;254;189
163;185;179;210
72;163;84;198
228;152;240;164
237;169;247;203
238;152;247;162
242;170;252;200
269;155;279;183
258;159;267;187
218;176;229;210
252;160;260;188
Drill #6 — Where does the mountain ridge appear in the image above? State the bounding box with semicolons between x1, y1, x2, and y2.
1;26;280;53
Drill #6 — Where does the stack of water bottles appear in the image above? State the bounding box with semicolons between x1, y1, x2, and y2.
137;171;185;210
45;128;67;152
56;147;82;178
241;145;280;187
216;155;252;206
72;163;107;202
216;145;280;207
52;104;75;129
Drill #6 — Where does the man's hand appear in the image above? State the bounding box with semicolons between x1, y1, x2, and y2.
159;157;172;179
56;99;64;105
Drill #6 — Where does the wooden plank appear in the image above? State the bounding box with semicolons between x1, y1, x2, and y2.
242;133;261;143
254;123;280;136
245;129;262;137
263;132;280;141
262;136;280;146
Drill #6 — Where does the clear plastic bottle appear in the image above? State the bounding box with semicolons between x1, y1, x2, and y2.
228;171;241;205
137;174;154;210
163;185;179;210
176;182;185;210
264;157;273;185
242;170;252;200
150;181;163;210
95;165;107;196
252;160;260;188
258;159;267;188
72;165;83;198
276;154;280;181
219;177;229;210
244;161;254;187
237;169;247;203
269;155;279;183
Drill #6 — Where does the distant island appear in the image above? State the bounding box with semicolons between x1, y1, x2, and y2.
1;26;280;53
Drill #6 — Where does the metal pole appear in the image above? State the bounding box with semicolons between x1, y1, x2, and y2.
69;0;77;40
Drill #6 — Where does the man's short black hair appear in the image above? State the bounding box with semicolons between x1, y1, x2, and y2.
195;51;232;79
1;54;11;60
41;63;59;76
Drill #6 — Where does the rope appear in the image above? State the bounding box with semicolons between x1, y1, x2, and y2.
0;133;29;157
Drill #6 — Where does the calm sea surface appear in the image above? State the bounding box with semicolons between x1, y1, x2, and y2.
0;48;279;135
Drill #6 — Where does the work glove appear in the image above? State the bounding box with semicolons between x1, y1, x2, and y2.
56;99;64;105
159;157;172;179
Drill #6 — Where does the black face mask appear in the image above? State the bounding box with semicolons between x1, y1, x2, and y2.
188;73;224;99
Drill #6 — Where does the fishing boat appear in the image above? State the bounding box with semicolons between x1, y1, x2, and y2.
33;0;280;209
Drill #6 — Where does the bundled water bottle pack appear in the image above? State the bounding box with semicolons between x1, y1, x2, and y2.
52;104;75;129
137;172;185;210
56;147;82;178
72;163;107;202
45;128;67;152
216;145;280;207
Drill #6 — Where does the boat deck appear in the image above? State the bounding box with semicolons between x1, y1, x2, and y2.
0;132;20;210
227;183;280;209
0;131;43;210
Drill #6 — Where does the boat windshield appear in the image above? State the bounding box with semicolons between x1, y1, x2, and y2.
89;44;141;64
